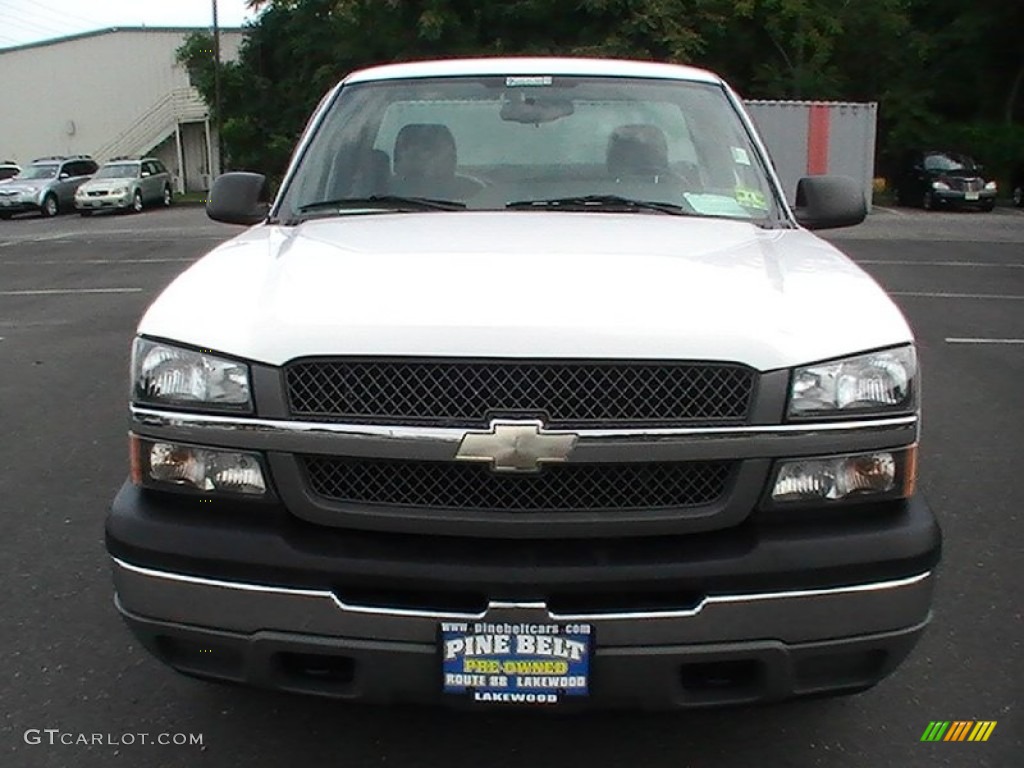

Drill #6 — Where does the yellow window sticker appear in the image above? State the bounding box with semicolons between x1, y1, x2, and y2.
735;187;768;210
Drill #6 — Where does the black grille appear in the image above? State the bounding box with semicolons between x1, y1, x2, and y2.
301;456;734;513
285;360;756;427
947;178;982;192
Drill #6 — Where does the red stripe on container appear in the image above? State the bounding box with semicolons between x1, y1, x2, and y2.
807;104;830;174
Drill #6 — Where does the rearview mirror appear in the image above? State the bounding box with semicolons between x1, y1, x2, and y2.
206;172;269;225
793;175;866;230
500;91;574;124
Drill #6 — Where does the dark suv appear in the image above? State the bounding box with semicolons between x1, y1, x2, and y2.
0;155;98;218
895;150;997;211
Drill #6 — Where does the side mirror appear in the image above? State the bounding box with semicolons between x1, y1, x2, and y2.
206;172;269;225
141;171;151;178
59;172;70;180
794;175;866;230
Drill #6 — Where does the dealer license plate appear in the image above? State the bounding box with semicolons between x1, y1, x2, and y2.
441;620;592;704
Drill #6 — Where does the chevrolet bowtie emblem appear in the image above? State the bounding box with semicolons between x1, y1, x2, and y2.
455;421;578;472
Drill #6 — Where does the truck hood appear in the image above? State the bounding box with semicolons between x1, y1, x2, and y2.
139;212;911;371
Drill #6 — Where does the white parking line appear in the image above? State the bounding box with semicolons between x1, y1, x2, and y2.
0;288;144;296
945;338;1024;345
861;260;1024;268
872;206;909;216
891;291;1024;300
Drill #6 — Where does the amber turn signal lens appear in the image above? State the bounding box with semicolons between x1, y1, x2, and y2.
129;433;144;486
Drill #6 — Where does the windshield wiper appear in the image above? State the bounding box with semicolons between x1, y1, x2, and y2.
506;195;691;215
296;195;466;216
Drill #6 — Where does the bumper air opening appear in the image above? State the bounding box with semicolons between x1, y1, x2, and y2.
273;652;357;693
794;648;888;693
678;658;765;703
154;635;244;680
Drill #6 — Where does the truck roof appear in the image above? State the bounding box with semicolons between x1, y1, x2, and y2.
343;57;722;86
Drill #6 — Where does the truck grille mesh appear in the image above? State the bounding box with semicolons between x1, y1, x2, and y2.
301;456;734;512
284;360;756;427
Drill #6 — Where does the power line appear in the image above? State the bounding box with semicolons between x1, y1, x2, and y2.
0;13;76;39
0;0;104;29
0;15;69;37
0;3;69;33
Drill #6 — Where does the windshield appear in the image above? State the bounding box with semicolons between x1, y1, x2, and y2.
19;165;59;180
278;76;781;224
923;152;977;172
95;164;140;179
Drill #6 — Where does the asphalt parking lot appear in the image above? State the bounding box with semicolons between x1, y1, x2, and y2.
1;205;1021;768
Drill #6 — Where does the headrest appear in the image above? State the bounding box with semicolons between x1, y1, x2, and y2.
394;123;457;179
607;124;670;178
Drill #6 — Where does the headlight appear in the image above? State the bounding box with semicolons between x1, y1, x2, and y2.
789;346;915;418
131;436;267;496
768;447;916;505
931;181;949;190
984;181;997;191
132;338;252;410
112;186;128;195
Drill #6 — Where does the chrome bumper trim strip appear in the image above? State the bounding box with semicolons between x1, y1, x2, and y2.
111;557;930;622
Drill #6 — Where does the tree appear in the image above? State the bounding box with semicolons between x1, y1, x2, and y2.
179;0;1021;185
181;0;738;178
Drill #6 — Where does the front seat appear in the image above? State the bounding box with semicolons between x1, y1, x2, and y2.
391;123;481;200
606;123;672;182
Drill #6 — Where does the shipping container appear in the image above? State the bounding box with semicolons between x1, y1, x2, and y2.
744;100;878;212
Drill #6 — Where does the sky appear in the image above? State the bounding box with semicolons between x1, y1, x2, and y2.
0;0;260;49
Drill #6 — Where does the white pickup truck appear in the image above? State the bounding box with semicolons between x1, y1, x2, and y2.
106;57;940;709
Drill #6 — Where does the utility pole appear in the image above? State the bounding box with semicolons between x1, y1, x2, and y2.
212;0;224;178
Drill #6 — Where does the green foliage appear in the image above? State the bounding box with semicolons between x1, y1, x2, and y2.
180;0;1023;182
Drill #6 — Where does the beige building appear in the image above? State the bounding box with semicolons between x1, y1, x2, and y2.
0;27;244;192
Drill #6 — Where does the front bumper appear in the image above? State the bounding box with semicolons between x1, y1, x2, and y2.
76;193;132;210
113;558;933;708
107;483;940;708
0;198;41;212
932;188;997;205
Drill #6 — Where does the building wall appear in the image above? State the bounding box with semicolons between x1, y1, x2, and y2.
0;28;242;165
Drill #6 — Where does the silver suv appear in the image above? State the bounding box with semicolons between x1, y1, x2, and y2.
75;157;173;216
0;155;98;219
